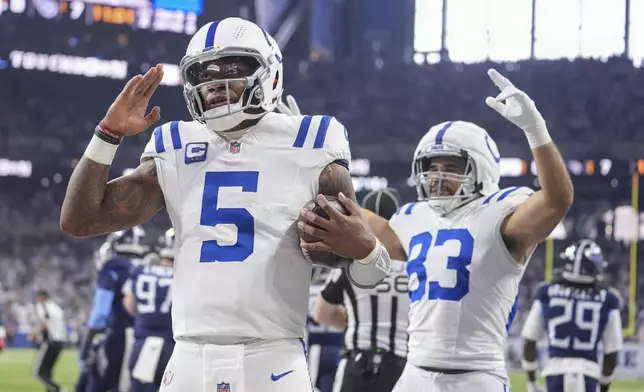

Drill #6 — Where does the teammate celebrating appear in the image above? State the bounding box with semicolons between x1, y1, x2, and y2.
521;240;623;392
299;69;574;390
60;17;389;391
124;228;176;392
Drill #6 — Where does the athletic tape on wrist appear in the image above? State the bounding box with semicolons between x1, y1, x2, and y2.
524;122;552;149
84;134;119;165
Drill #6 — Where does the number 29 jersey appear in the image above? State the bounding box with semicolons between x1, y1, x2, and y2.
521;282;623;379
140;112;351;343
389;187;534;379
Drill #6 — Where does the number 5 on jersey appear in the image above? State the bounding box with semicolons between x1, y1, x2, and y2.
406;229;474;302
200;171;259;263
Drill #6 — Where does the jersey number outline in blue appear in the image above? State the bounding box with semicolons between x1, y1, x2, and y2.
406;228;474;302
200;171;259;263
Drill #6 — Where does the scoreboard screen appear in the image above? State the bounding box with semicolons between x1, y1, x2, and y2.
0;0;203;35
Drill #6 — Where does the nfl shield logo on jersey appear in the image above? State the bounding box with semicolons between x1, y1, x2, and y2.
229;141;241;154
162;370;174;386
217;382;231;392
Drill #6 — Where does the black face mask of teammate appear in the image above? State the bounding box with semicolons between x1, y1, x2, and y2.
361;188;403;219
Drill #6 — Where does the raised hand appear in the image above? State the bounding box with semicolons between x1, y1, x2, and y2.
485;68;545;133
102;64;164;136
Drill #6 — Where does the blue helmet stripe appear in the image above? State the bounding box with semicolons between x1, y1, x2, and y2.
260;27;273;47
435;121;454;144
205;21;221;49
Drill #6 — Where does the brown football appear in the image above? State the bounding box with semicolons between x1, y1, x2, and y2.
298;196;352;269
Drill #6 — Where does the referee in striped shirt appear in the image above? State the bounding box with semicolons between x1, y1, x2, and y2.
313;188;409;392
33;290;66;392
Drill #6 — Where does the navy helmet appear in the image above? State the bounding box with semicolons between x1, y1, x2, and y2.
560;239;605;284
105;226;149;258
361;187;403;219
158;228;175;261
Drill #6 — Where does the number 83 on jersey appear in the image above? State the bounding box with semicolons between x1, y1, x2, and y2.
406;228;474;303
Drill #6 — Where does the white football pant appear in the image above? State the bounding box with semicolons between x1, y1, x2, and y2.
159;338;312;392
392;363;510;392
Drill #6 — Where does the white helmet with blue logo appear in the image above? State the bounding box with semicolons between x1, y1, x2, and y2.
180;17;284;136
412;121;501;215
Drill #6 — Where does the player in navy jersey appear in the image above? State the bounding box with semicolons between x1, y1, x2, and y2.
307;267;344;392
521;240;623;392
124;228;175;392
81;227;148;392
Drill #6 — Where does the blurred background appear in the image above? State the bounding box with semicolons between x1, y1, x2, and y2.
0;0;643;389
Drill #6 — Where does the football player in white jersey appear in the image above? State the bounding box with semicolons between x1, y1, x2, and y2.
298;69;574;391
521;240;623;392
60;17;390;392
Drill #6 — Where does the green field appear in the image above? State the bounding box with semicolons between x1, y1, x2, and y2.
0;348;642;391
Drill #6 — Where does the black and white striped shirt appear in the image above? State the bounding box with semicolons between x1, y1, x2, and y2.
320;260;409;358
35;300;66;343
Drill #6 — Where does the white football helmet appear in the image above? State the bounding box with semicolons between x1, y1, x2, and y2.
180;17;284;137
412;121;501;215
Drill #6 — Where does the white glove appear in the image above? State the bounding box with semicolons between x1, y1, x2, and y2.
526;380;544;392
485;68;551;149
276;94;301;116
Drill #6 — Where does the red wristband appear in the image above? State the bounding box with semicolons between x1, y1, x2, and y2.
98;121;124;141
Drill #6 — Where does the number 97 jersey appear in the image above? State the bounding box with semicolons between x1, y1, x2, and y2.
140;113;351;343
389;187;534;379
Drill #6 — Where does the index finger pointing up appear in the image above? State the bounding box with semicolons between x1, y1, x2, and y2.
487;68;513;91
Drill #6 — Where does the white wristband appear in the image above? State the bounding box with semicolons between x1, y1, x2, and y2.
599;374;614;386
524;122;552;149
347;239;391;289
84;134;119;165
356;238;382;265
84;135;119;166
521;358;539;371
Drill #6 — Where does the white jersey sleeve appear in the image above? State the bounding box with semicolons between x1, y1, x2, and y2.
320;117;351;162
482;186;535;263
521;300;545;341
521;282;549;341
297;115;351;192
602;290;623;354
483;186;534;229
139;120;188;224
292;115;350;161
602;309;623;354
140;120;185;163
